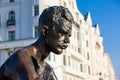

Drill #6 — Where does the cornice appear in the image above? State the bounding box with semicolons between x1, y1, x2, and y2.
0;1;20;8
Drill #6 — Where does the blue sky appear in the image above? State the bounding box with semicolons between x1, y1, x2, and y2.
76;0;120;79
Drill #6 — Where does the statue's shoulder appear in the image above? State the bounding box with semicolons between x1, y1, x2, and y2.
0;49;28;78
0;47;39;80
0;48;31;69
0;47;34;71
15;48;35;67
14;46;36;61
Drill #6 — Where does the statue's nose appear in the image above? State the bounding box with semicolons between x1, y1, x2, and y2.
64;36;70;43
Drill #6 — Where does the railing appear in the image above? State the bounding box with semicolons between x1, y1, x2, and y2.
7;20;15;26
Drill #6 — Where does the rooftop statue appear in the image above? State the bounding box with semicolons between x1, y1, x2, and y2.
0;6;73;80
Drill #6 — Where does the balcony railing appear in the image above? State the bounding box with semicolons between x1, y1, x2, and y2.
7;20;15;26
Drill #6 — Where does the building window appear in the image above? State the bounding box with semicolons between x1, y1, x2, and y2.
68;56;71;66
9;11;15;21
78;48;81;53
88;66;90;74
80;20;82;25
80;64;83;72
87;52;89;60
7;11;15;26
8;31;15;41
86;40;88;47
34;5;39;16
95;42;101;49
77;32;79;40
34;26;39;38
63;55;66;65
10;0;14;3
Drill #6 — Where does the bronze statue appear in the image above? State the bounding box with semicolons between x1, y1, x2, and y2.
0;6;73;80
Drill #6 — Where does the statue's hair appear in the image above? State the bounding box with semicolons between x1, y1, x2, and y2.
38;6;73;31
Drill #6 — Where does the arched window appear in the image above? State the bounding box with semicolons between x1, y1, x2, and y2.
7;11;15;26
8;11;15;21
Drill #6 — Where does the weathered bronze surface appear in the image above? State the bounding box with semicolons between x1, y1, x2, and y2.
0;6;73;80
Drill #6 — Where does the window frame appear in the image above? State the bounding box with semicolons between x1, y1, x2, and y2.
8;31;15;41
8;11;15;21
34;26;39;38
34;5;39;16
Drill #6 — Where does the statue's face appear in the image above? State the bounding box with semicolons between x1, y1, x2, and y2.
46;19;72;54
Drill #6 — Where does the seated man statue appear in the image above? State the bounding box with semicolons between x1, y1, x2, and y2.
0;6;73;80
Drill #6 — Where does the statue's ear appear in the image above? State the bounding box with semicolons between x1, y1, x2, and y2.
40;25;48;37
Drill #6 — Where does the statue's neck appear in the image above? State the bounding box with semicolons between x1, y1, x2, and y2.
32;37;50;61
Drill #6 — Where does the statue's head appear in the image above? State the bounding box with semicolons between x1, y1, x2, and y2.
38;6;73;54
